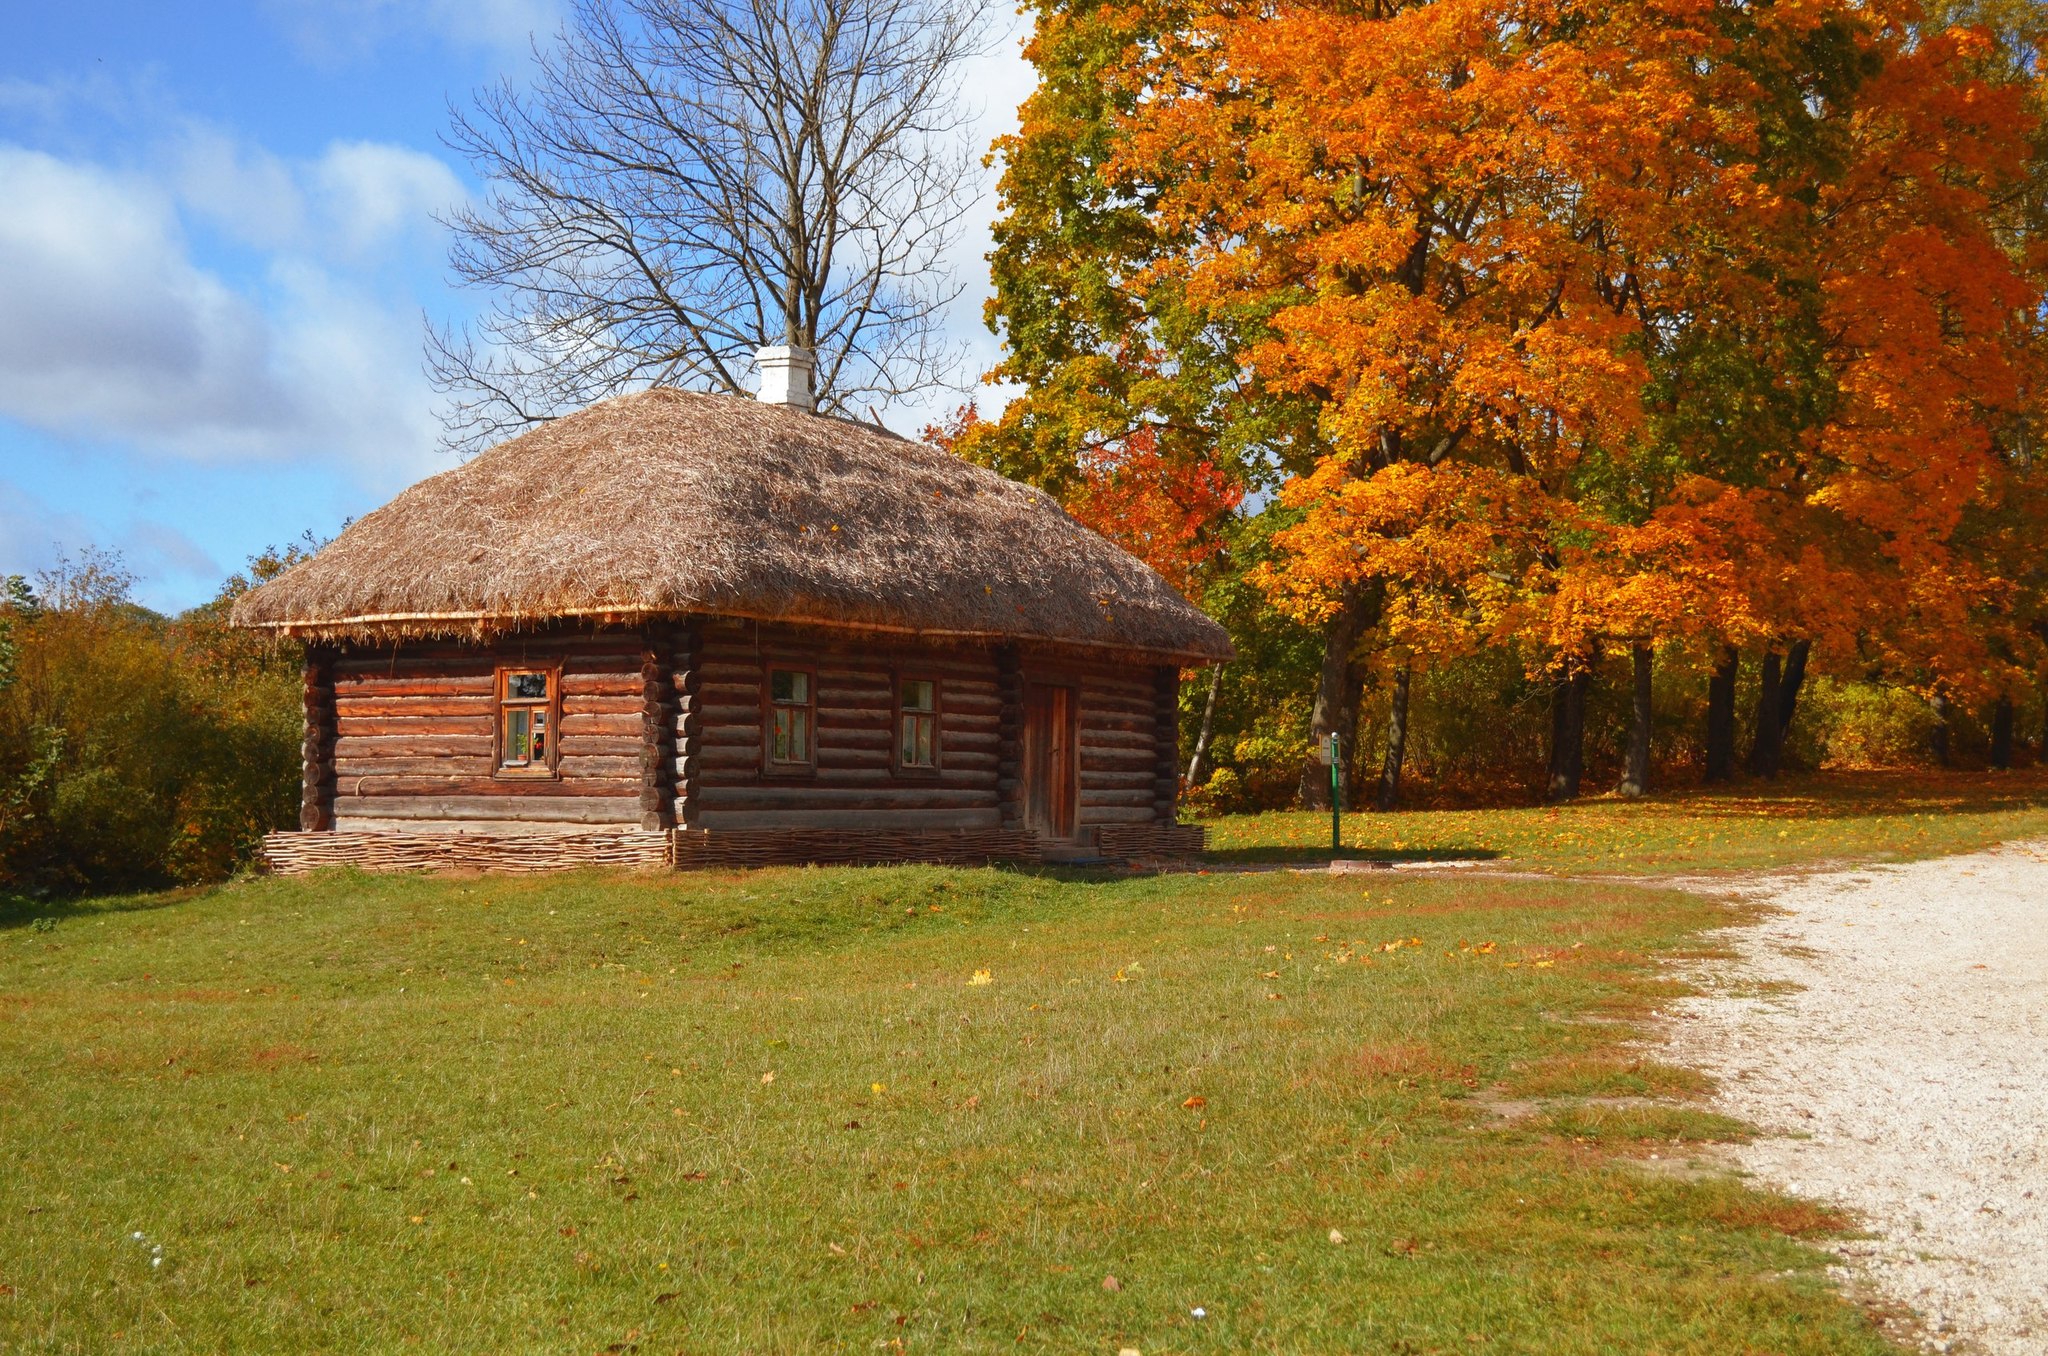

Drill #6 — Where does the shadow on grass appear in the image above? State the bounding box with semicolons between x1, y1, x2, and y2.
1205;844;1505;867
0;883;224;934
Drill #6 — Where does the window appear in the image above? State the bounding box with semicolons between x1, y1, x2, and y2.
496;667;558;777
897;678;938;771
766;667;813;769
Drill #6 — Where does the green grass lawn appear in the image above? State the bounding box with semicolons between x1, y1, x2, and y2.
2;847;1909;1354
1202;768;2048;873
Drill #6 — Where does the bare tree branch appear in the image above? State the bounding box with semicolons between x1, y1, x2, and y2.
429;0;986;451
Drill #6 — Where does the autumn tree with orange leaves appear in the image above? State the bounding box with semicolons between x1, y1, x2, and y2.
976;0;2048;805
1112;0;2044;798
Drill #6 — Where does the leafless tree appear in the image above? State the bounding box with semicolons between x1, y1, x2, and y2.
429;0;987;449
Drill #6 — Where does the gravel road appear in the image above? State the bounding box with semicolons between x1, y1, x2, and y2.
1660;843;2048;1355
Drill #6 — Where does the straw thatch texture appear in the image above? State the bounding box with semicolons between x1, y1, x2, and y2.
232;389;1231;662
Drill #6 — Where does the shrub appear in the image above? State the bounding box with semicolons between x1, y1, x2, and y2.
0;551;303;895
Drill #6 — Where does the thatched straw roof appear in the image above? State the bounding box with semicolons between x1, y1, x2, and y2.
231;388;1232;663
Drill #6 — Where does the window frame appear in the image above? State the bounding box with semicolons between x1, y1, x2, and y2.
492;662;563;780
760;663;818;776
892;673;942;777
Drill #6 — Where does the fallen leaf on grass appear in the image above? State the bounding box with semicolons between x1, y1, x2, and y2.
966;969;993;986
1102;1275;1121;1292
760;1071;775;1084
1181;1096;1207;1110
655;1292;678;1305
1328;1229;1345;1244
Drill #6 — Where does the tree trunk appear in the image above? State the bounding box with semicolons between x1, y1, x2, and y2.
1705;646;1738;783
1777;639;1811;745
1747;650;1784;778
1333;657;1367;804
1299;587;1380;808
1990;695;2014;770
1378;663;1411;812
1184;664;1223;786
1930;692;1953;767
1547;669;1590;802
1616;644;1653;799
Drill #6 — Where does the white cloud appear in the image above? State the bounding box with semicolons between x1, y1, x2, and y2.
174;128;309;251
174;129;465;260
311;141;467;257
0;143;441;480
260;0;563;65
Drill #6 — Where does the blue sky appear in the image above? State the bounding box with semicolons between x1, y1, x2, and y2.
0;1;1030;612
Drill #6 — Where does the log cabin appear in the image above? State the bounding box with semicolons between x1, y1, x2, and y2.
231;348;1232;873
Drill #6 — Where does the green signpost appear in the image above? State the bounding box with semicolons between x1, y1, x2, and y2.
1326;732;1342;854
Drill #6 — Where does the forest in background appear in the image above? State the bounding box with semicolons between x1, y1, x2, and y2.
944;0;2048;812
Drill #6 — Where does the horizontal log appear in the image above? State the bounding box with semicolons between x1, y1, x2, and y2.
697;786;997;811
556;755;642;778
816;706;891;728
703;766;991;790
1080;716;1158;737
334;655;493;679
1079;695;1159;719
818;726;890;751
559;649;644;672
1078;789;1158;808
333;795;640;824
337;715;492;738
1079;806;1161;826
1079;730;1157;752
698;743;766;769
333;734;494;758
332;676;492;698
558;734;644;758
560;672;643;698
336;775;640;797
1080;770;1161;791
560;713;640;738
694;807;1004;832
336;696;494;719
700;702;763;725
562;695;641;717
336;757;493;778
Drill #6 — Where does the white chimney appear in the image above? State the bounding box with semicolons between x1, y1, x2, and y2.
755;345;816;411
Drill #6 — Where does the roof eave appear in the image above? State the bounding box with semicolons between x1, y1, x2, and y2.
233;603;1233;666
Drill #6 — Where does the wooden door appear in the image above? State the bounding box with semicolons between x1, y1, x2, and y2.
1022;684;1077;841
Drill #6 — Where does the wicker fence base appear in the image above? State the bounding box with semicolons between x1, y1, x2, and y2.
262;829;671;875
670;827;1043;870
1095;822;1209;861
264;823;1206;876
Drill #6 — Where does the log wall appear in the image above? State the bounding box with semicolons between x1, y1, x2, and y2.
306;622;1188;845
1024;651;1172;831
691;619;1005;831
300;646;337;831
328;633;644;829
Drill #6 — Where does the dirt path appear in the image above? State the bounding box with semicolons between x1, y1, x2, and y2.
1661;843;2048;1355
